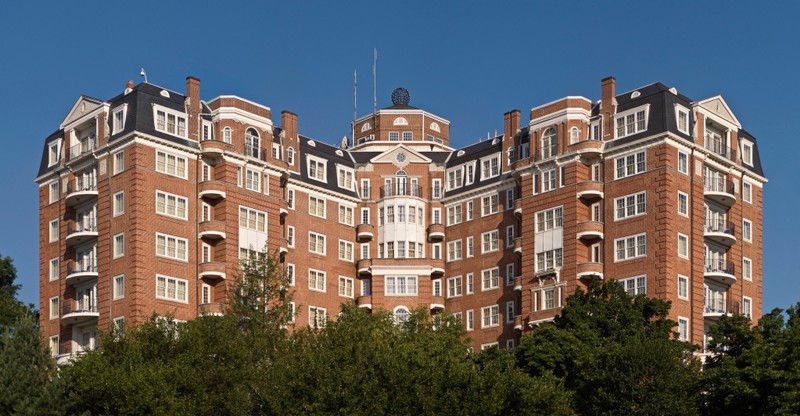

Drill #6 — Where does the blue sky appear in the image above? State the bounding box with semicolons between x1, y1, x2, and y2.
1;1;797;313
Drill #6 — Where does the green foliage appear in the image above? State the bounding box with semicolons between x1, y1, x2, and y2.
516;278;700;416
0;254;37;330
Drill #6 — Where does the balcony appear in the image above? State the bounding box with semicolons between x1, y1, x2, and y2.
66;221;98;247
704;138;737;162
537;145;558;161
65;182;98;207
569;139;603;157
704;176;736;208
379;184;423;199
576;181;603;201
200;139;231;157
66;264;98;286
576;221;604;241
431;258;445;276
576;262;603;280
427;223;445;242
703;301;730;321
199;302;224;316
198;180;227;200
514;199;523;218
357;259;372;275
243;144;267;162
704;259;736;286
513;314;524;331
62;303;99;325
356;295;372;309
199;262;227;280
69;136;97;161
199;221;226;240
356;223;374;242
431;296;445;311
514;237;523;256
704;220;736;247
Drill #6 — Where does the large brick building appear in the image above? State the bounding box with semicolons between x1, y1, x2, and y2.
36;76;765;360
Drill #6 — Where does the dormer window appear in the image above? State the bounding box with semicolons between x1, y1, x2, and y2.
308;156;327;182
48;141;61;167
337;166;354;190
741;139;753;166
154;106;187;138
447;167;463;190
480;155;500;180
676;106;690;135
112;105;127;135
615;106;649;139
245;128;260;158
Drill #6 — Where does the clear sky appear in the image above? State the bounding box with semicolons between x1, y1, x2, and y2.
1;1;797;313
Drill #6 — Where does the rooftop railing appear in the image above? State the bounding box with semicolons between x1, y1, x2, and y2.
69;136;97;160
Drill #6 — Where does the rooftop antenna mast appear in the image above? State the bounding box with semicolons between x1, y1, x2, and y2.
373;48;377;115
140;68;148;83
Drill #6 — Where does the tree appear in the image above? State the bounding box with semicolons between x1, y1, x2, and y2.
516;278;701;416
0;254;36;330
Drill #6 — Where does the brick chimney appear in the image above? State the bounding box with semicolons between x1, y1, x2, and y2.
503;109;520;171
282;111;299;172
186;76;201;142
600;76;616;141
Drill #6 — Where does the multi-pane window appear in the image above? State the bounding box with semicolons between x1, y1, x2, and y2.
113;151;125;175
339;277;354;298
388;131;399;141
338;240;354;262
308;158;326;182
49;335;59;357
49;297;59;319
361;208;370;225
678;151;688;174
385;276;418;296
447;276;463;298
239;207;266;232
113;191;124;217
156;275;188;302
338;168;354;190
114;233;124;258
309;306;327;328
222;127;232;143
615;109;647;138
286;264;296;286
741;141;753;166
677;317;689;341
536;207;563;232
743;257;752;281
536;249;563;272
506;263;515;286
481;156;500;179
287;147;295;165
677;108;689;134
466;273;474;294
615;233;647;261
619;275;647;296
447;240;462;261
309;196;326;218
339;205;354;225
287;189;295;209
466;201;474;220
49;258;59;281
743;219;752;242
48;181;59;204
402;131;413;141
678;275;688;300
678;233;689;258
156;191;187;220
615;151;646;179
360;179;370;199
114;275;125;299
615;192;646;220
506;225;515;248
287;226;295;247
433;280;441;297
542;169;556;192
49;219;59;242
432;179;442;199
447;168;463;190
309;232;326;255
506;301;515;323
48;142;60;167
466;236;474;257
678;192;689;216
506;189;514;210
156;233;188;261
155;150;187;178
541;128;557;159
481;230;499;253
481;194;499;216
481;305;500;328
245;169;261;191
743;297;752;318
154;108;187;137
309;269;326;292
743;181;752;203
447;205;463;225
466;309;474;331
482;268;500;291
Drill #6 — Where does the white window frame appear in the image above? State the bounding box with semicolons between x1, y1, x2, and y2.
506;225;515;248
287;189;295;209
541;168;556;193
446;204;462;226
307;156;327;183
742;296;752;318
337;166;355;191
155;190;188;220
447;240;462;262
466;309;474;331
239;206;267;232
506;189;514;210
466;200;474;220
619;275;647;296
677;150;689;175
338;205;354;226
614;150;646;180
113;233;124;258
153;105;188;138
49;297;59;319
308;232;326;256
114;275;125;300
481;230;499;254
287;226;295;248
286;263;296;286
49;257;59;281
742;180;752;203
481;194;499;217
506;263;515;286
155;233;189;262
614;191;646;221
49;219;59;243
535;206;563;232
309;195;326;219
614;233;647;262
676;106;689;135
678;316;689;341
506;301;515;324
447;276;463;298
741;139;754;166
155;150;188;179
338;276;354;298
466;236;474;258
536;249;563;272
156;274;188;303
385;276;418;296
743;219;752;242
113;151;125;175
678;275;688;300
113;191;124;217
48;181;59;204
677;191;689;217
338;240;354;262
481;267;500;291
479;155;501;180
222;126;232;144
309;306;327;328
615;105;649;139
308;269;326;292
245;168;261;192
48;141;61;167
678;233;689;259
49;335;59;357
743;257;752;281
481;305;500;328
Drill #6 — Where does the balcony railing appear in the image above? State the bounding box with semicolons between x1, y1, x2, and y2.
379;184;423;198
705;259;735;275
63;303;98;315
243;144;267;161
538;145;558;161
705;219;735;235
69;136;97;160
67;219;97;235
67;181;97;194
67;264;98;275
704;176;734;195
704;301;726;315
704;136;736;161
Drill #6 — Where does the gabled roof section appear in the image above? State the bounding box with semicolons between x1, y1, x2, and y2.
60;95;104;129
368;144;432;164
696;96;741;129
292;135;358;198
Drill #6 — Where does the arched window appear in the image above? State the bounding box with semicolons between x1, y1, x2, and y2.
393;117;409;126
287;147;295;166
541;127;557;159
570;127;580;144
429;122;441;133
361;122;371;132
222;127;232;144
394;306;410;324
396;170;407;196
245;128;260;158
508;147;515;165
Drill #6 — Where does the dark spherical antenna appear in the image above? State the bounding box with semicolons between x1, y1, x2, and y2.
391;88;410;106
